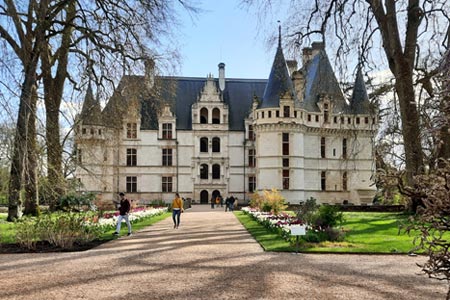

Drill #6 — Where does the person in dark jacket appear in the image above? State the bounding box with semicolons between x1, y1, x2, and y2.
113;192;132;236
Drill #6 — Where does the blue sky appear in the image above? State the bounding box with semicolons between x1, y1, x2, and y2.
176;1;282;79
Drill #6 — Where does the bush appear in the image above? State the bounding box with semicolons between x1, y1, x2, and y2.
15;218;40;250
58;193;96;212
313;205;344;229
296;197;319;224
251;189;287;215
15;212;105;250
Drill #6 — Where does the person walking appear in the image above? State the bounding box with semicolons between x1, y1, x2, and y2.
172;193;184;229
113;192;132;236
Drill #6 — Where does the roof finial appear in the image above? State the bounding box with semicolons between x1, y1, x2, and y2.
277;20;281;48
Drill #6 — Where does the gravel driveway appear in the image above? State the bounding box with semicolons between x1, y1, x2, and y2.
0;205;447;300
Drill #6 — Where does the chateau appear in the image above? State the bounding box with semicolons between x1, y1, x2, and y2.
75;39;378;205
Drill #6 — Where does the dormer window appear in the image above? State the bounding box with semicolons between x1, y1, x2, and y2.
127;123;137;139
212;108;220;124
248;125;255;141
200;107;208;124
283;106;290;118
162;123;172;139
323;103;329;123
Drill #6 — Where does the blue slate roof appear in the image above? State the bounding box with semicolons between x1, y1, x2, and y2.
302;50;349;113
139;77;267;131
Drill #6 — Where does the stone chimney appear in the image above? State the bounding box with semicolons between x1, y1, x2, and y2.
302;41;325;66
286;60;298;76
144;58;155;88
218;62;225;92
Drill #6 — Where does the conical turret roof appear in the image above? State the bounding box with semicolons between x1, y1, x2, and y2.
302;50;348;113
350;67;372;114
80;84;103;126
259;34;298;108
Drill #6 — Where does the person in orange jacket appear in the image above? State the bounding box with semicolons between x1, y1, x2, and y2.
172;193;184;229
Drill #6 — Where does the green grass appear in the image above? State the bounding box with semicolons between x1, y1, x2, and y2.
235;211;421;254
0;213;17;243
0;212;171;244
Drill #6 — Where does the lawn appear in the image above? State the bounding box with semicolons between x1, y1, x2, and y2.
0;211;171;245
235;211;422;254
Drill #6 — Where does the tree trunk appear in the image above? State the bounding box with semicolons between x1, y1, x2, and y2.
45;88;64;210
23;84;39;216
7;61;38;221
394;66;424;182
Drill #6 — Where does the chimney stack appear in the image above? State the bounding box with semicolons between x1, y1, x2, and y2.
218;62;225;92
144;58;155;88
286;60;298;76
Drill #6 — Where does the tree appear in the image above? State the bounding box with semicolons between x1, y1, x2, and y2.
0;0;196;217
243;0;450;210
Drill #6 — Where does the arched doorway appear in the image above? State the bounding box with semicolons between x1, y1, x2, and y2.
200;190;209;204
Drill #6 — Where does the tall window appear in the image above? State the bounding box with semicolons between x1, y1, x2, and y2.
200;107;208;124
283;169;289;190
342;172;348;191
283;106;290;117
126;176;137;193
126;123;137;139
342;138;347;159
315;115;319;122
200;164;208;179
212;137;220;152
212;164;221;179
249;176;256;192
321;171;326;191
321;137;326;158
162;176;173;192
324;103;329;123
212;108;220;124
162;123;172;139
200;137;208;152
127;148;137;166
283;158;289;167
282;133;289;155
77;148;82;164
82;127;86;134
248;149;256;167
162;148;172;166
248;125;255;141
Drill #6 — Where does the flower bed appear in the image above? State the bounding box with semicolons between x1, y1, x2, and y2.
93;207;168;229
241;207;305;241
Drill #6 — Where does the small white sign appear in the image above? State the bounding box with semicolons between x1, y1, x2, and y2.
291;225;306;236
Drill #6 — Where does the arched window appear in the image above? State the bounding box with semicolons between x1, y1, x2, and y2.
212;137;220;152
200;137;208;152
212;164;221;179
200;107;208;124
200;164;208;179
212;108;220;124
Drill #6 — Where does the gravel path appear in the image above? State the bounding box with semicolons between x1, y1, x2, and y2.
0;205;447;300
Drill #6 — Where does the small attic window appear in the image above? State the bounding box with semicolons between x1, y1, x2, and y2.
323;103;329;123
283;106;290;118
308;114;311;122
356;117;360;124
315;115;319;122
365;117;369;124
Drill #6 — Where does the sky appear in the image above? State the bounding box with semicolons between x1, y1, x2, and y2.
176;1;282;79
